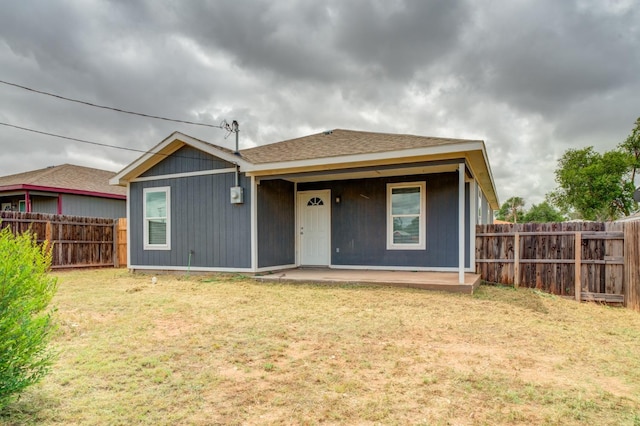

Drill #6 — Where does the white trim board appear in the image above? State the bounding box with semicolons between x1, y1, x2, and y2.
129;265;254;273
131;168;236;183
329;265;476;273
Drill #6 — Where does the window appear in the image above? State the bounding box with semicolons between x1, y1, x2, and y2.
143;187;170;250
307;197;324;206
387;182;425;250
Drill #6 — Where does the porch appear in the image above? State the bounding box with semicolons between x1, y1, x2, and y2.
253;268;481;294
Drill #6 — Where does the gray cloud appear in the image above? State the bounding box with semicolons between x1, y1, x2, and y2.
1;0;639;209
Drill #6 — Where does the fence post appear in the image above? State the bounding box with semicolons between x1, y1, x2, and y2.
514;232;520;288
575;232;582;302
45;220;52;247
113;221;119;268
624;221;640;311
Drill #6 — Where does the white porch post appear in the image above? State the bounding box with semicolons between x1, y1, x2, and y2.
250;176;258;272
458;163;465;284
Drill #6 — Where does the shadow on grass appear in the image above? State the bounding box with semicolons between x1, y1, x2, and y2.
0;389;59;426
473;282;550;314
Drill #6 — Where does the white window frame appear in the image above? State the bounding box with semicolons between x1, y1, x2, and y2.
386;181;426;250
143;186;171;250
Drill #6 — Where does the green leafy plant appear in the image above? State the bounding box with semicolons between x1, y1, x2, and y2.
0;226;58;410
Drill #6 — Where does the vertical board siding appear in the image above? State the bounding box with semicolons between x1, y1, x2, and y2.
61;194;126;218
299;172;468;268
31;196;58;214
140;146;233;177
130;173;252;269
131;147;251;269
257;179;295;268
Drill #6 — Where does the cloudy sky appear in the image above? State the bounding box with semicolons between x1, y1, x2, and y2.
1;0;639;207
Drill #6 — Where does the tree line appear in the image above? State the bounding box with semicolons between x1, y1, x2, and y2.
497;117;640;223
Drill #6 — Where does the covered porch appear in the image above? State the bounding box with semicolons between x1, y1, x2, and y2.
253;268;482;294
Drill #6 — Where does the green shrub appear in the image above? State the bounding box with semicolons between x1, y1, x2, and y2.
0;226;57;410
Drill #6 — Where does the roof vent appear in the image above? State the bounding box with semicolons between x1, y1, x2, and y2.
323;130;333;135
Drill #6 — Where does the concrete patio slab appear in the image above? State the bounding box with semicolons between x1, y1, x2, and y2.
253;268;481;294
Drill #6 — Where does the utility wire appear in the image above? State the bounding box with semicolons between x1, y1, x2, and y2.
0;79;225;129
0;122;152;154
0;121;235;163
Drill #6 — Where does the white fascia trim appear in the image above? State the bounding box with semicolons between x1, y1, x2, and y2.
245;141;484;174
131;167;236;183
329;265;475;272
129;265;254;273
479;143;499;207
255;264;297;273
110;132;184;185
110;132;253;185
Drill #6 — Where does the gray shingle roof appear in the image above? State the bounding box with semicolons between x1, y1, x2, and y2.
0;164;126;196
238;129;481;164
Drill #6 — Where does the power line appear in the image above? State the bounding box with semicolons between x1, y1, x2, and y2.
0;121;234;163
0;78;227;129
0;121;152;154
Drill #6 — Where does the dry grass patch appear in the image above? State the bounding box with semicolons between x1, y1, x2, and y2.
1;270;640;425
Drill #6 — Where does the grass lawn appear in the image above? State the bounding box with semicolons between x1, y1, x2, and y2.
2;269;640;425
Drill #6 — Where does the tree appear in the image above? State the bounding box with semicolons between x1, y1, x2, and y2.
522;201;565;223
619;117;640;186
549;146;634;220
496;197;526;223
0;227;57;410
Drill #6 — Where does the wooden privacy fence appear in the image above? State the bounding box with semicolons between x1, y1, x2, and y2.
476;221;640;312
0;211;127;269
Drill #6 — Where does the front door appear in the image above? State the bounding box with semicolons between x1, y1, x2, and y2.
298;190;331;266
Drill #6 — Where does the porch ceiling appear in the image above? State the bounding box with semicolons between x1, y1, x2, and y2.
272;163;459;183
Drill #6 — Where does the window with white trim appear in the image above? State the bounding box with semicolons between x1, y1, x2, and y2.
143;187;170;250
387;182;426;250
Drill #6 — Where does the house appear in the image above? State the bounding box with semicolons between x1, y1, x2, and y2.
111;129;499;283
0;164;126;218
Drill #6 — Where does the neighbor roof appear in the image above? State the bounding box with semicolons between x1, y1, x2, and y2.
0;164;126;197
238;129;483;164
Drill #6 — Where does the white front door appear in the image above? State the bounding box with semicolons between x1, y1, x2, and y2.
298;190;331;266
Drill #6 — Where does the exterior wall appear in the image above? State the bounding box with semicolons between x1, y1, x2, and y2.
478;189;492;225
298;171;471;269
130;147;252;269
60;194;125;218
31;196;58;214
257;179;295;268
141;146;232;176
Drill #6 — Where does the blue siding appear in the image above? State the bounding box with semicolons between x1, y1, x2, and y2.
299;172;471;268
130;148;251;269
141;146;234;176
257;179;295;268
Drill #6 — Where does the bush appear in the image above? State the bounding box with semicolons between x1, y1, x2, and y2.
0;227;57;410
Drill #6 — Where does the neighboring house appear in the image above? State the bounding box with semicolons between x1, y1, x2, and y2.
111;129;499;282
0;164;126;218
